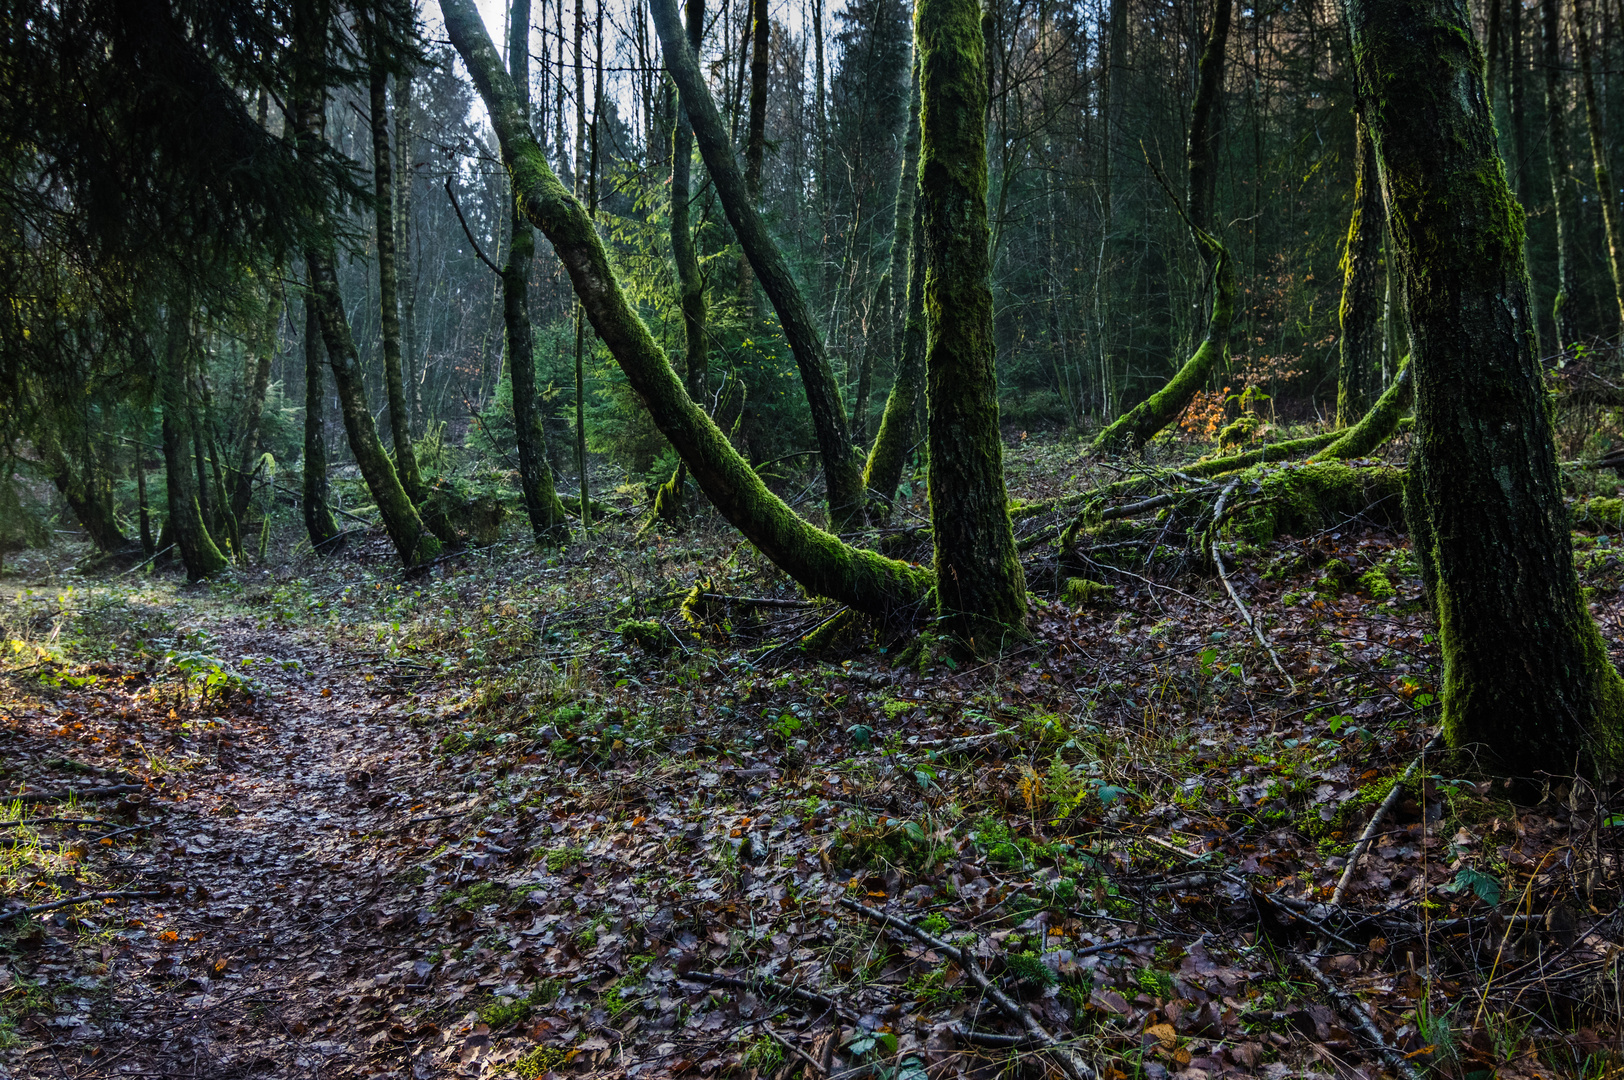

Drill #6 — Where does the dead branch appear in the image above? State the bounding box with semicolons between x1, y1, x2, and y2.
1331;731;1445;906
5;784;146;804
684;970;858;1022
8;889;166;919
1285;949;1424;1080
1211;480;1297;691
838;897;1096;1080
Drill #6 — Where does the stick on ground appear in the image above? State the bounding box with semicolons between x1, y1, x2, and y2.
1331;731;1444;906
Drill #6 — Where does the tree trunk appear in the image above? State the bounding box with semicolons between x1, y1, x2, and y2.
1091;235;1234;453
159;309;228;580
917;0;1028;653
135;452;155;556
737;0;769;302
1337;107;1385;426
654;0;709;523
369;4;425;503
37;428;126;553
441;0;929;617
850;273;888;447
650;0;867;532
1542;0;1580;351
1348;0;1624;775
864;57;924;516
1186;0;1231;243
231;287;279;523
293;0;440;569
506;0;571;541
1574;0;1624;338
395;67;420;433
301;291;343;551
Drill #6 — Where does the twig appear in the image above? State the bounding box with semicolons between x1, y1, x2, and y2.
4;785;145;804
119;545;174;577
8;889;165;919
1071;934;1158;959
1330;731;1444;906
762;1021;829;1075
1285;950;1424;1080
0;818;109;829
697;592;816;610
445;177;502;273
683;971;857;1022
1211;479;1297;692
838;898;1095;1080
271;482;378;527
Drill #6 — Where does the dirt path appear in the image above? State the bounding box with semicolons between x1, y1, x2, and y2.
7;614;476;1079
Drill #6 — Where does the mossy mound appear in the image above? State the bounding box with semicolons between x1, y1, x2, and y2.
1572;496;1624;531
1219;461;1406;544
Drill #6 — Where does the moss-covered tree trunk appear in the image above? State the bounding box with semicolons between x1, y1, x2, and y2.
301;292;343;550
505;0;571;542
294;0;439;569
1092;0;1234;454
864;57;925;516
1337;108;1385;427
738;0;769;304
395;67;421;433
368;3;426;503
648;0;867;532
1541;0;1579;351
1349;0;1624;774
1573;0;1624;338
654;0;709;523
441;0;928;617
851;273;888;447
159;309;228;580
916;0;1027;652
37;428;126;553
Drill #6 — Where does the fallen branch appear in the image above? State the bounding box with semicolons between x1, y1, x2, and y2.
839;897;1095;1080
684;970;857;1022
0;818;109;828
1285;949;1424;1080
4;784;146;804
1211;480;1297;692
8;889;166;919
1331;731;1445;906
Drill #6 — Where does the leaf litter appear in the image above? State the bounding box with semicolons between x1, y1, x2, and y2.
0;447;1620;1080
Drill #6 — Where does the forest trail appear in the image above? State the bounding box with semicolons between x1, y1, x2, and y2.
1;609;493;1078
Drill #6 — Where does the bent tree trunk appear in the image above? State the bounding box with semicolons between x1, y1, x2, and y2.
864;55;925;515
1348;0;1624;774
505;0;571;541
648;0;867;532
37;427;125;553
1337;107;1385;427
159;309;228;580
1092;235;1234;453
441;0;928;618
302;293;343;550
294;0;440;569
738;0;769;303
654;0;709;523
918;0;1028;652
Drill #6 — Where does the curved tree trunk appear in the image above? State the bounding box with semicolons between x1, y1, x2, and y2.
1091;235;1234;454
1348;0;1624;775
505;0;571;542
37;427;126;554
368;4;426;503
301;292;343;551
917;0;1028;653
294;0;440;570
648;0;867;532
737;0;769;303
864;57;925;516
440;0;928;618
1337;107;1385;427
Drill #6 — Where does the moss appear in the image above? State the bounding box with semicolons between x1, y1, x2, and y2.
1062;577;1111;604
1319;359;1412;460
1572;496;1624;531
616;619;671;653
1218;414;1262;449
1218;461;1406;545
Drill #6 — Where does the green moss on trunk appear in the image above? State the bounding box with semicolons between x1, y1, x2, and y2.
301;292;343;550
917;0;1028;653
442;0;929;618
1350;0;1624;774
1337;109;1385;427
159;310;228;580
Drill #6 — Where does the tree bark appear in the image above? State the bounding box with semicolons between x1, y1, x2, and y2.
301;291;343;551
1573;0;1624;338
293;0;440;569
1186;0;1231;244
649;0;868;532
738;0;769;302
864;57;924;516
368;3;425;503
1091;234;1234;453
850;273;888;447
395;66;420;433
159;308;228;580
1337;107;1385;427
1348;0;1624;774
1542;0;1580;351
231;286;279;523
37;428;126;553
917;0;1028;652
506;0;571;542
440;0;929;617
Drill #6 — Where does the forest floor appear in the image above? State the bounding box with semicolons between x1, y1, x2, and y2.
1;432;1622;1080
